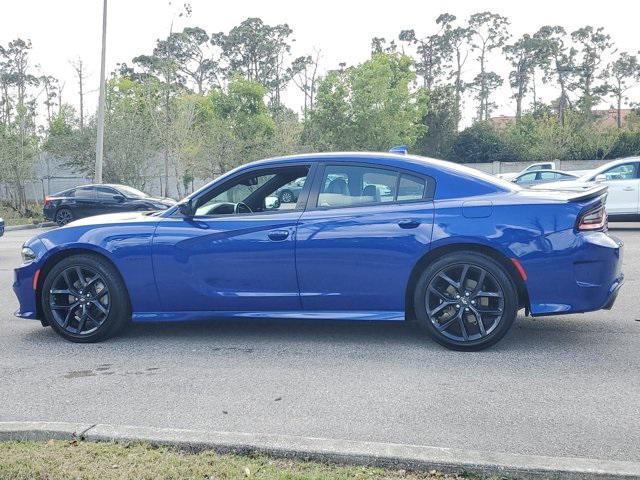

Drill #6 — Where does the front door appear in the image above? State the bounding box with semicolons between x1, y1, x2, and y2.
595;162;640;215
295;162;435;314
152;164;312;313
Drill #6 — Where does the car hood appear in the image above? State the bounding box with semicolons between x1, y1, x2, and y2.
65;211;162;228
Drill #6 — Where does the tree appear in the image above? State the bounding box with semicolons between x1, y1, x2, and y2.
212;18;294;107
533;26;575;126
398;23;449;89
169;27;222;94
468;12;510;121
597;52;640;127
71;58;86;129
571;26;614;113
0;39;39;213
438;14;472;129
451;121;519;163
414;85;458;159
288;50;321;120
306;53;425;151
503;34;543;121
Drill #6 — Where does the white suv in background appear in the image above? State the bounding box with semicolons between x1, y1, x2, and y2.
533;157;640;221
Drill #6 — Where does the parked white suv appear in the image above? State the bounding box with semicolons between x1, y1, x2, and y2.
532;157;640;220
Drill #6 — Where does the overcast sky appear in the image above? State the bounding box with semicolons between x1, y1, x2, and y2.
2;0;639;125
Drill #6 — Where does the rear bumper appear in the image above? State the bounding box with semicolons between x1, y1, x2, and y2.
526;231;624;316
43;206;56;221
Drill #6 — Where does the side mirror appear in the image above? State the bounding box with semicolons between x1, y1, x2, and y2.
113;195;125;202
178;199;194;217
595;174;607;183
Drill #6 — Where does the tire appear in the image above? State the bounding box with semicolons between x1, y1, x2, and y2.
55;208;74;226
41;254;130;343
279;190;295;203
413;252;518;351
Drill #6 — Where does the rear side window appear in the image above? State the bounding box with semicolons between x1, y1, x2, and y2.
316;165;427;208
398;174;425;201
318;165;397;208
73;187;95;199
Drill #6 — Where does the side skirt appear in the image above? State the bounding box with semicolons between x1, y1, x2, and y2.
132;310;406;323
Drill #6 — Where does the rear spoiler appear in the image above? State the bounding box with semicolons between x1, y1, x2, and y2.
565;185;608;202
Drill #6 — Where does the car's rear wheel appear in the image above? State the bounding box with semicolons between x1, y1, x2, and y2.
413;252;518;351
55;208;73;226
42;254;130;343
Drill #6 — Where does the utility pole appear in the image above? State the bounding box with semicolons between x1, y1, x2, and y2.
94;0;107;184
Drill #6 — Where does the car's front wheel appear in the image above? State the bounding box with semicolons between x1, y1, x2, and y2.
413;252;518;351
42;254;130;342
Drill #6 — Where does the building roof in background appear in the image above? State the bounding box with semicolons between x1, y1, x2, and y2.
489;109;636;129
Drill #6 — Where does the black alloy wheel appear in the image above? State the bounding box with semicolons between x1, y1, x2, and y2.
414;252;518;351
42;254;130;342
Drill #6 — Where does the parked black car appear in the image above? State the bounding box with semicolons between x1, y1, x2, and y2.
44;184;176;226
0;217;4;237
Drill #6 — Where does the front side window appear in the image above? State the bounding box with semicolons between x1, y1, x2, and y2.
195;166;310;216
598;163;637;181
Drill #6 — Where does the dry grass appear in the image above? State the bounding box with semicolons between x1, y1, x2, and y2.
0;440;496;480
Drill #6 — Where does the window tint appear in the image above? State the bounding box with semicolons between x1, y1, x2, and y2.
398;174;425;201
195;166;310;216
318;165;399;208
599;163;637;181
96;187;118;200
515;172;537;183
73;187;95;199
538;171;557;180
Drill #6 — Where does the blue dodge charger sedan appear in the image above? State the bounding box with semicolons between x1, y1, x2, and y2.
13;152;624;350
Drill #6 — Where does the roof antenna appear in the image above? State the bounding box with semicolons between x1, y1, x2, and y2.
389;145;408;154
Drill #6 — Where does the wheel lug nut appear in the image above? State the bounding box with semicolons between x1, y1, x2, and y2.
465;307;469;311
456;294;460;298
465;292;469;296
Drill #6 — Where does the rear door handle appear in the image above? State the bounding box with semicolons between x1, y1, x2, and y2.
268;230;290;241
398;220;420;229
622;187;635;191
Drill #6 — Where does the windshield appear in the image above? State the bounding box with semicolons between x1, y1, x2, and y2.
116;185;148;198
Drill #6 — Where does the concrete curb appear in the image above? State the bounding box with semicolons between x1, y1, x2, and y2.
5;222;55;232
1;422;639;479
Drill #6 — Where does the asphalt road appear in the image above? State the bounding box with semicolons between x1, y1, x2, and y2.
1;226;639;462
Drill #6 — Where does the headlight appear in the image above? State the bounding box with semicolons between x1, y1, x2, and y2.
21;246;36;264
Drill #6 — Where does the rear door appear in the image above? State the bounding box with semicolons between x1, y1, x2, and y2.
295;162;435;315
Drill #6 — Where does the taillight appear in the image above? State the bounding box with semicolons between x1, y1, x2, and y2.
44;196;51;207
577;204;607;231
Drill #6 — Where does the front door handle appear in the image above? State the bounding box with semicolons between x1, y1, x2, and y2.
622;187;635;191
398;219;420;229
268;230;290;241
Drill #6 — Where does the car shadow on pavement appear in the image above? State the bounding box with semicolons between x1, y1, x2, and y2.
18;315;606;354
